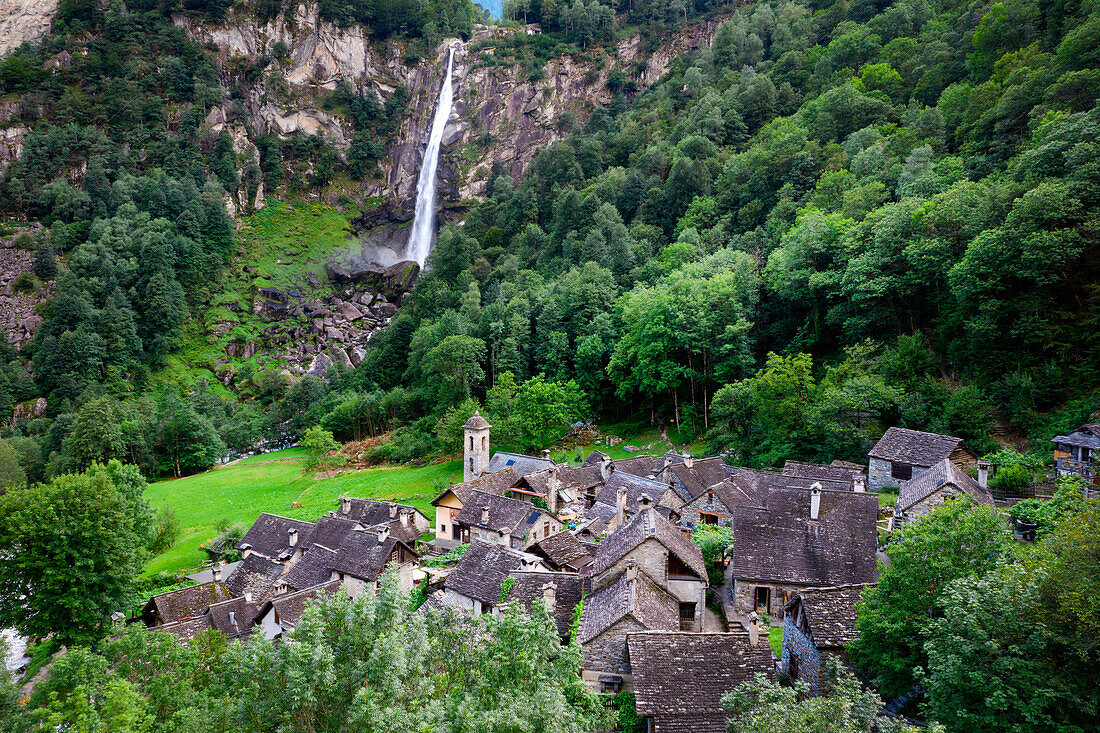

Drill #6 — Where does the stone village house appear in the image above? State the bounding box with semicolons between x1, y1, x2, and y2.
454;489;562;549
867;426;976;492
781;584;874;694
440;540;550;615
893;457;994;526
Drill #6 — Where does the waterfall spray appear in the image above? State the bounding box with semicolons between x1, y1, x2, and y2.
405;45;456;266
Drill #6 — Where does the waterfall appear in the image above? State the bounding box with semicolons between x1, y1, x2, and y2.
405;46;456;266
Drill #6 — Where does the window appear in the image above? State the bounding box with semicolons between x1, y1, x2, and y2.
598;676;623;694
755;586;770;612
469;457;474;472
390;550;398;564
679;602;696;630
699;512;719;525
891;462;913;481
788;653;799;680
482;436;487;449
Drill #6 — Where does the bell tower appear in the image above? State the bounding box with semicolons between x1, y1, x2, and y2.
463;411;491;482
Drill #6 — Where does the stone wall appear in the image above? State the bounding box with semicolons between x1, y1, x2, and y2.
897;486;966;524
594;538;669;592
868;457;898;492
731;579;807;618
781;616;823;693
680;492;733;528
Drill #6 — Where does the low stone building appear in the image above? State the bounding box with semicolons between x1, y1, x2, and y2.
254;581;343;639
430;467;518;541
727;483;878;617
678;471;761;529
781;584;872;694
454;489;561;549
529;529;594;572
141;581;231;627
579;565;679;691
590;500;708;632
867;427;975;492
333;497;430;542
629;630;775;731
502;569;584;642
237;513;316;563
894;457;994;525
442;540;549;615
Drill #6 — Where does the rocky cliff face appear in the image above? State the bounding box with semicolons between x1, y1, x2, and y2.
176;4;734;211
0;0;57;56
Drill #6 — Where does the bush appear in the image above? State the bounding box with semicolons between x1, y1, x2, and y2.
988;464;1034;497
11;272;35;294
148;507;180;555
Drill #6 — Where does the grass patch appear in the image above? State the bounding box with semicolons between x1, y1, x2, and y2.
768;625;783;657
144;447;460;576
877;490;898;508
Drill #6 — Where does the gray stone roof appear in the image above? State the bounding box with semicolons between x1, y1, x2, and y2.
592;471;671;514
144;582;230;625
282;544;338;591
257;581;342;632
868;427;964;467
487;451;554;478
300;515;362;553
519;464;604;497
504;570;584;638
225;553;284;599
149;616;212;642
206;596;261;638
729;486;878;586
783;460;864;482
896;458;993;511
531;530;594;570
433;468;519;507
668;457;738;500
610;453;682;479
445;540;541;607
335;498;428;529
592;507;706;581
455;489;552;541
628;632;775;733
784;584;873;649
579;569;678;643
463;411;491;430
331;530;414;582
238;513;316;560
582;450;611;466
683;472;766;516
1052;423;1100;450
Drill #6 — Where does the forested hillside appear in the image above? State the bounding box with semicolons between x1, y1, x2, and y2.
1;0;1098;485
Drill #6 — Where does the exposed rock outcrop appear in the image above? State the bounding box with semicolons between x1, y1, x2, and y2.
0;0;58;57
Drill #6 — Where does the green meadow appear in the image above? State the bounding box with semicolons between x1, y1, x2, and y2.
144;448;461;575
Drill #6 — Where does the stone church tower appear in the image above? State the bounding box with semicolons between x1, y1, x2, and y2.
463;411;491;482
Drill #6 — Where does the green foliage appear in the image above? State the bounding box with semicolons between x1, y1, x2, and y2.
691;523;734;586
0;462;153;644
425;542;469;567
609;691;645;733
1011;476;1090;535
986;464;1034;498
723;659;932;733
300;425;343;472
500;575;515;602
850;501;1013;697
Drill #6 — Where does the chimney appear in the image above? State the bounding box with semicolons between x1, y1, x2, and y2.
239;543;252;559
378;526;390;544
244;589;253;604
747;611;760;647
399;510;409;527
683;454;693;469
614;485;628;527
810;483;821;520
542;582;557;614
853;475;866;493
977;459;990;489
228;611;236;628
389;503;397;519
212;565;223;583
600;455;613;482
521;556;539;571
341;496;351;514
637;493;653;511
548;465;560;516
542;449;551;461
481;506;490;525
275;581;288;596
626;560;637;582
288;528;299;547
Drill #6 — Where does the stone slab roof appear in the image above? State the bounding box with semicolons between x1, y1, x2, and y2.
282;544;338;591
445;540;541;607
206;596;261;638
487;451;553;477
896;458;993;511
610;453;681;479
259;581;342;631
629;631;775;733
592;507;706;580
225;553;284;600
433;468;519;507
531;530;594;570
145;582;230;625
504;570;584;638
1052;423;1100;450
783;460;864;482
238;513;316;560
463;411;490;430
784;584;873;649
300;515;362;553
730;487;878;587
668;457;738;500
455;489;551;540
868;427;963;467
579;569;678;643
592;471;671;514
150;616;212;642
335;498;428;529
331;530;414;582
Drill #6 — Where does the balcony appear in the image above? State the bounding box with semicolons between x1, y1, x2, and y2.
1055;457;1094;481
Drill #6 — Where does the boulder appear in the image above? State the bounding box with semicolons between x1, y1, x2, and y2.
336;301;363;321
325;259;420;304
325;326;346;342
329;346;353;370
306;353;333;379
349;345;367;366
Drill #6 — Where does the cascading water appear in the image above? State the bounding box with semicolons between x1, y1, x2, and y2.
405;45;456;266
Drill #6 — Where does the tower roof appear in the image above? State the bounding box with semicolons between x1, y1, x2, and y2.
464;411;491;430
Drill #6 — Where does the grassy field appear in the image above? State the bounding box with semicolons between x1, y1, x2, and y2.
144;448;461;576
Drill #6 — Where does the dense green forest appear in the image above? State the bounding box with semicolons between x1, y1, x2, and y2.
2;0;1099;485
